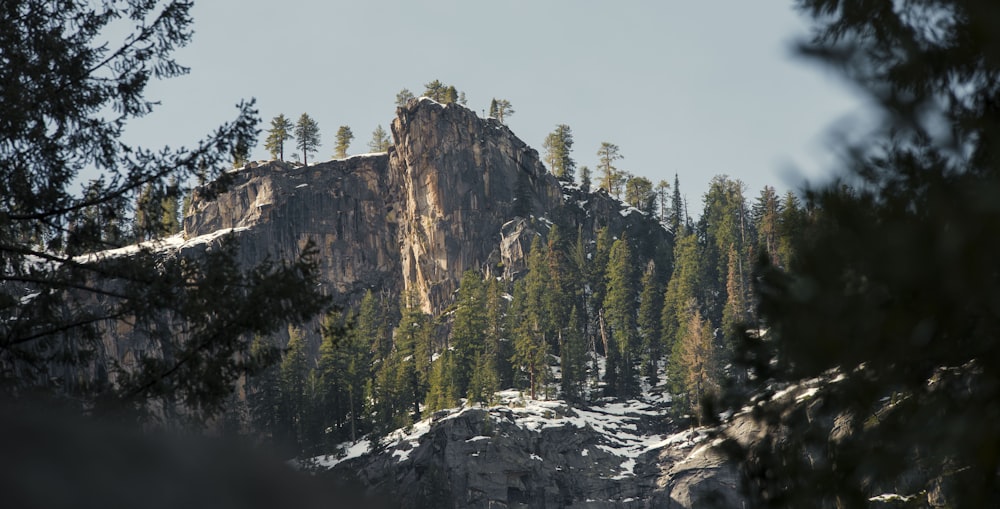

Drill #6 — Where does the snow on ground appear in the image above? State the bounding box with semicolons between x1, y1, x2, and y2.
79;227;250;262
307;383;703;481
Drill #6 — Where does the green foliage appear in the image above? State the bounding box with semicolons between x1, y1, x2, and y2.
490;98;514;124
603;237;639;397
422;80;460;104
625;176;655;214
334;125;354;159
368;124;392;153
672;302;716;420
723;2;1000;507
579;166;592;193
637;261;664;387
543;124;576;182
160;176;181;236
294;113;321;166
596;142;623;196
265;114;294;161
395;88;415;108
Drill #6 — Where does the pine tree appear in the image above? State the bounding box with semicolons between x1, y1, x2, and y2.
603;237;639;397
423;80;461;104
247;334;283;444
368;124;392;152
579;166;592;193
451;270;488;396
674;302;716;421
625;176;655;213
511;236;551;399
395;290;431;421
134;183;162;241
543;124;575;182
777;190;806;268
752;185;782;266
560;305;588;402
669;173;684;235
596;142;623;196
279;325;311;451
395;88;415;107
334;125;354;158
661;231;702;363
265;114;294;161
425;350;458;412
294;113;321;166
721;243;748;357
491;98;514;124
638;260;664;386
160;176;181;235
656;180;671;225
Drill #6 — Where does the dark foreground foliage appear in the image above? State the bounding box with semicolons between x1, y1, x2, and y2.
722;1;1000;507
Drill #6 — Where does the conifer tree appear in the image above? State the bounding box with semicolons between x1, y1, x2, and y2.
279;325;311;450
451;270;488;396
425;350;458;412
265;113;294;161
625;176;655;213
334;125;354;158
294;113;321;166
560;305;588;402
752;186;782;266
661;231;702;362
669;173;684;235
422;80;461;104
134;183;162;241
395;88;415;107
579;166;592;193
511;236;551;399
777;190;806;267
490;98;514;124
368;124;392;152
674;301;716;420
721;243;748;358
656;180;671;224
603;237;639;397
596;142;623;196
247;334;283;444
543;124;575;182
160;176;181;235
395;290;432;421
638;260;664;386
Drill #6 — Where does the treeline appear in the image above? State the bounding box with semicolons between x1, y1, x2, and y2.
231;172;811;456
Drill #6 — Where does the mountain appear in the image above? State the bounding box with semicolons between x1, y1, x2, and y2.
182;97;667;321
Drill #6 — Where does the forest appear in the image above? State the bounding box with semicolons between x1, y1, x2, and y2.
6;1;1000;507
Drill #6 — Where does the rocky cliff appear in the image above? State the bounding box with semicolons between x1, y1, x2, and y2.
313;390;744;508
182;98;668;316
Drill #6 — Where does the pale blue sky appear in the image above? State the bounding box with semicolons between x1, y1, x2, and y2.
127;1;869;207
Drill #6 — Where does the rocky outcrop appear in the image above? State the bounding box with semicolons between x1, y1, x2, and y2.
316;392;750;508
182;98;669;316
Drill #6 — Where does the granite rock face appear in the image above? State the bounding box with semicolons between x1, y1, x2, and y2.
182;98;668;316
320;394;751;508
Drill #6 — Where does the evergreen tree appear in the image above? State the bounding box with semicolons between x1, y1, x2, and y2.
721;243;748;358
511;236;551;399
661;231;702;364
395;88;415;107
637;260;664;386
294;113;321;166
134;183;163;241
279;325;311;451
543;124;576;182
368;124;392;152
160;176;181;235
232;137;251;168
674;301;716;421
777;190;806;268
490;98;514;124
560;304;588;402
698;175;750;327
752;185;782;266
624;176;655;213
424;350;458;412
422;80;461;104
603;237;639;397
667;173;685;235
334;125;354;158
656;180;671;225
246;334;283;444
0;0;326;419
450;270;488;396
394;290;432;421
596;142;623;196
265;114;294;161
579;166;592;193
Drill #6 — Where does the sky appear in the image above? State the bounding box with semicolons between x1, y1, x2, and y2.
125;0;872;209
